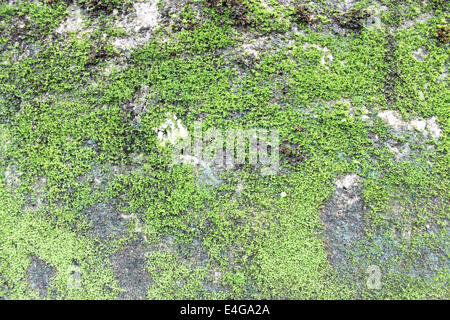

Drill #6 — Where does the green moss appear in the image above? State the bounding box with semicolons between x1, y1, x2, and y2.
0;1;69;46
0;0;448;300
78;0;131;13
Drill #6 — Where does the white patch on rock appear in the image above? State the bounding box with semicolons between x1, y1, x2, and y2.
0;125;11;157
213;271;221;284
377;110;404;131
325;98;373;124
239;36;295;59
55;5;85;34
260;0;271;9
179;154;206;167
5;164;20;190
338;99;372;123
327;173;363;217
426;117;442;140
234;180;245;195
377;110;442;140
438;65;448;82
303;43;333;66
103;61;128;77
179;154;222;187
412;47;428;61
391;13;433;31
134;2;159;29
153;114;222;186
336;174;361;190
241;41;262;59
336;0;358;12
388;142;411;161
113;1;160;51
364;5;388;30
418;90;425;100
154;114;188;146
409;119;427;132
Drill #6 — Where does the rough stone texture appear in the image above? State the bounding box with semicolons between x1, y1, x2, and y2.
391;13;433;32
320;174;367;274
110;240;152;300
412;47;428;61
377;110;442;140
27;256;56;298
302;43;334;66
85;201;129;241
113;1;160;52
55;4;86;34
